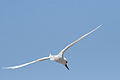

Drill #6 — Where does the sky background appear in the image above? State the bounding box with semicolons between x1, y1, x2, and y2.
0;0;120;80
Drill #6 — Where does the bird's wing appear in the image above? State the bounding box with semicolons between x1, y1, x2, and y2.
3;56;50;69
59;25;102;56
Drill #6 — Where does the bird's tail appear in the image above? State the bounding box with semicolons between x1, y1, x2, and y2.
49;53;54;60
49;53;54;57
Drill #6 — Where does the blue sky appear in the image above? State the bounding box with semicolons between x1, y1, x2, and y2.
0;0;120;80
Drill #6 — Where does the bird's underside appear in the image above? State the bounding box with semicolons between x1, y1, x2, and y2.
3;25;102;69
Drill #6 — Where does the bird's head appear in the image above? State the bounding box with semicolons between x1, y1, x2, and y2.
64;61;69;70
64;58;69;70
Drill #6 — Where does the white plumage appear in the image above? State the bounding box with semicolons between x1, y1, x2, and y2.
3;25;102;70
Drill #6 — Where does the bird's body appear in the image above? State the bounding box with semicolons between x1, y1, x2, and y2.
3;25;102;70
48;53;66;65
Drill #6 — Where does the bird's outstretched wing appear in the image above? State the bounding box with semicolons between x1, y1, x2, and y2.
3;57;50;69
59;24;102;56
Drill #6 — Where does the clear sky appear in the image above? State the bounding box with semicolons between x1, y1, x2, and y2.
0;0;120;80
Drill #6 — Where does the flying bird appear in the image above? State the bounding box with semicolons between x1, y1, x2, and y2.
3;25;102;70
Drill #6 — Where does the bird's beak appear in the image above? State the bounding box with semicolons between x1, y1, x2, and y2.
65;64;69;70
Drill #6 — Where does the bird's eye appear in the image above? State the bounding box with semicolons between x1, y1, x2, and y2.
66;61;68;63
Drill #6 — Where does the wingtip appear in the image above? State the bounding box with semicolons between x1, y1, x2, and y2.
98;24;103;28
99;24;103;27
93;24;102;31
2;67;15;69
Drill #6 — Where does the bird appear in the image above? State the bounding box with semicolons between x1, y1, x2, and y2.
3;25;102;70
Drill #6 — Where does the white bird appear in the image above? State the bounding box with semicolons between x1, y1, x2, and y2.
3;25;102;70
